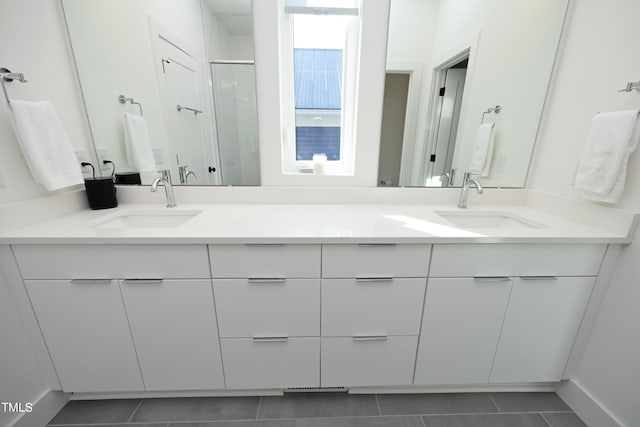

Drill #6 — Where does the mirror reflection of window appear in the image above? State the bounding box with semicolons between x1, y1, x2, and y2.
282;1;360;175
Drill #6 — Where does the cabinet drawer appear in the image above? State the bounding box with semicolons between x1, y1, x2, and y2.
430;244;606;277
322;278;425;336
213;279;320;337
209;244;320;278
321;336;418;387
220;337;320;389
13;244;210;279
322;244;431;278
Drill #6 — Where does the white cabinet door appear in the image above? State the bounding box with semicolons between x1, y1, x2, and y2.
322;278;426;336
221;338;320;389
25;280;144;392
321;336;418;387
213;279;320;338
120;279;225;391
490;276;596;383
414;278;512;385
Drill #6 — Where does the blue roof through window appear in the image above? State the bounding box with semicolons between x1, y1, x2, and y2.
294;48;343;110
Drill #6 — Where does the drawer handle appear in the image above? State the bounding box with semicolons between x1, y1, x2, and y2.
353;335;388;341
245;244;286;247
473;276;511;282
519;276;558;281
252;336;289;342
356;243;397;247
248;278;287;284
356;277;394;283
70;279;112;284
122;279;164;285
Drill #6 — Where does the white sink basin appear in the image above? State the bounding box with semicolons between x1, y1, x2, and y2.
435;211;543;230
93;210;202;229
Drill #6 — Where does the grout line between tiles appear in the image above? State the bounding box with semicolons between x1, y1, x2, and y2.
127;399;145;423
486;393;501;412
256;395;262;420
540;412;554;427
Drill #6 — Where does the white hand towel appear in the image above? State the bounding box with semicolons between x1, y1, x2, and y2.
123;112;156;173
469;123;495;177
573;110;640;203
10;100;84;191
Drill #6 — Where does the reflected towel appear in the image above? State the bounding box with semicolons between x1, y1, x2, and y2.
10;100;84;191
574;110;640;203
123;112;156;173
469;123;495;177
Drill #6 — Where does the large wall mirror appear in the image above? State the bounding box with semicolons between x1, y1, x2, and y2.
62;0;260;186
381;0;568;188
62;0;568;188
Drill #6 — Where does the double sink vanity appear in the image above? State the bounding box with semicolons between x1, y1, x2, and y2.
0;188;635;396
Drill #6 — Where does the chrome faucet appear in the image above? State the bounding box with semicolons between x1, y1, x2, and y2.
457;172;483;209
151;169;177;208
178;165;197;184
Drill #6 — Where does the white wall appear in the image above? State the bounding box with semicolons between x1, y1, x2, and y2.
0;0;94;205
434;0;566;187
529;1;640;425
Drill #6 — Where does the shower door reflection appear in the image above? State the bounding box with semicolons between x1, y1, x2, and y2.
211;61;261;186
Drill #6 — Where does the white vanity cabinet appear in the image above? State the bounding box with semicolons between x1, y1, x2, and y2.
415;244;605;385
414;277;513;385
25;279;144;392
489;276;595;383
209;244;322;389
119;279;225;391
14;244;223;392
320;244;430;387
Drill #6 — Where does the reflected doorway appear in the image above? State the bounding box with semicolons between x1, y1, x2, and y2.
426;56;468;187
378;73;410;187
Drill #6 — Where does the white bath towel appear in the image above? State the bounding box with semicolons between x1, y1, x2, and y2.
574;110;640;203
123;112;156;173
469;123;495;177
10;100;84;191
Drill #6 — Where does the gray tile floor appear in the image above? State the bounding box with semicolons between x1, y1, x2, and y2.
47;392;587;427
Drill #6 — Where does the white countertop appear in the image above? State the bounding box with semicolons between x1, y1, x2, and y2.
0;202;631;244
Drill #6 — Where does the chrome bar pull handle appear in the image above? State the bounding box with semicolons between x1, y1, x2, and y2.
252;336;289;342
70;279;112;285
122;279;164;285
248;278;287;284
356;277;394;283
473;276;511;282
353;335;388;341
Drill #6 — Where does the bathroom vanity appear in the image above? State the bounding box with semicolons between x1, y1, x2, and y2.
0;190;635;396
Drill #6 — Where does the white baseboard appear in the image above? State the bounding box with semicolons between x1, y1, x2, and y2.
10;389;69;427
555;380;621;427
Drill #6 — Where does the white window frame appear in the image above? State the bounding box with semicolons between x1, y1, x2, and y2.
280;3;361;176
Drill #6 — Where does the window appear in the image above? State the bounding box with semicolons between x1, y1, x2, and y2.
281;1;360;175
